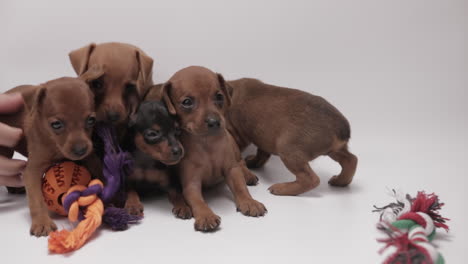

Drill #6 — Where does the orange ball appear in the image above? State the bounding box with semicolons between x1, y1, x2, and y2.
42;161;91;216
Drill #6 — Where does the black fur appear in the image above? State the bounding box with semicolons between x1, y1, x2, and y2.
125;100;182;196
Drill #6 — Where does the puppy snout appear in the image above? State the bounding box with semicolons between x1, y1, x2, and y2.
72;144;88;157
171;146;183;157
205;117;221;129
107;111;121;123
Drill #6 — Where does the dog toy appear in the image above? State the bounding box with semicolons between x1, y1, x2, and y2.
373;190;449;264
42;124;140;254
42;162;92;216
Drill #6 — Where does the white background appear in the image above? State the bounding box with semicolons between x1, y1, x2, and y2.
1;0;467;263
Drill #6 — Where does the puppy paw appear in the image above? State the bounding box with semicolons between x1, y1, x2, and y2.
244;173;259;186
194;214;221;232
268;178;319;196
245;155;264;169
30;217;57;237
237;199;267;217
172;204;193;219
328;175;352;187
125;201;144;217
269;183;294;196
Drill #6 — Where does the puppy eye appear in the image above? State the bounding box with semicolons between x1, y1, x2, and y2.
181;98;194;109
215;92;224;104
91;79;103;90
144;129;162;144
86;116;96;128
125;84;137;94
174;127;182;136
50;121;64;130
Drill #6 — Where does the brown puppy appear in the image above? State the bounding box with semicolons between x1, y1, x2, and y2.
161;66;266;232
0;77;97;236
69;42;153;126
226;78;358;196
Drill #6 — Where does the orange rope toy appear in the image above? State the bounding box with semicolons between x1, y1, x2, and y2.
41;125;141;253
42;162;104;253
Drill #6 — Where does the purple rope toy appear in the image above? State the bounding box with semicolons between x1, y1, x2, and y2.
93;123;141;230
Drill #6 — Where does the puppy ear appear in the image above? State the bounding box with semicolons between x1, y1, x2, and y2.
69;43;96;75
31;86;47;113
161;82;176;115
124;82;141;125
78;64;105;82
135;49;154;97
216;73;231;106
126;84;140;125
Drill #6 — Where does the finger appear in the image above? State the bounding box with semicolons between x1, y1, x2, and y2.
0;93;24;113
0;174;24;187
0;122;23;148
0;156;27;176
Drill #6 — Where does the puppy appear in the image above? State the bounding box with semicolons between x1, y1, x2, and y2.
161;66;266;232
225;78;358;196
124;87;191;219
69;42;153;127
0;77;97;236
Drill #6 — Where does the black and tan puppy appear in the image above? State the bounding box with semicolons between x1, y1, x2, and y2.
161;66;266;232
226;78;358;196
69;42;153;127
0;77;97;236
124;93;191;219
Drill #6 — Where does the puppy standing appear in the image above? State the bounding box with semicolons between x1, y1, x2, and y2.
161;66;266;232
124;89;191;219
69;42;153;129
226;78;358;196
0;77;97;236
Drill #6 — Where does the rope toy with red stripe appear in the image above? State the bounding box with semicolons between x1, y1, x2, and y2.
373;190;449;264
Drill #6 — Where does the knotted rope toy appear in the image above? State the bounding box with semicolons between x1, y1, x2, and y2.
373;190;449;264
42;124;141;254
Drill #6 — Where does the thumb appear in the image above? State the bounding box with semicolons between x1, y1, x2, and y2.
0;93;24;114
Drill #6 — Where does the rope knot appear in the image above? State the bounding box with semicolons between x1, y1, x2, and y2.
62;179;104;222
374;190;449;264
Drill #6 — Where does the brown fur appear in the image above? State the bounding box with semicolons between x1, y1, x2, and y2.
0;77;99;236
226;78;358;195
161;66;266;232
69;42;153;125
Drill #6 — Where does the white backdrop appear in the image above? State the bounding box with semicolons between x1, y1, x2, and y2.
1;0;467;263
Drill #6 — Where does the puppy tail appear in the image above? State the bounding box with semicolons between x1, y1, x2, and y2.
336;119;351;141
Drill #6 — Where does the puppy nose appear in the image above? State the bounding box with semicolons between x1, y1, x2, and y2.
171;146;182;157
107;112;120;122
72;145;88;157
205;117;220;129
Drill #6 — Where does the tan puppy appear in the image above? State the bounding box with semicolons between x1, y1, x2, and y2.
69;42;153;125
0;77;97;236
226;78;358;196
161;66;266;232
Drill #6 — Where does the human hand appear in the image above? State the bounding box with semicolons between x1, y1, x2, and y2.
0;93;26;187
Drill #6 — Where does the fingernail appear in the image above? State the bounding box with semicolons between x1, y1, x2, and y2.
19;160;27;170
11;127;23;144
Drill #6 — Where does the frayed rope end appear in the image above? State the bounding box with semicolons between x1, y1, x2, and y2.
102;207;142;231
